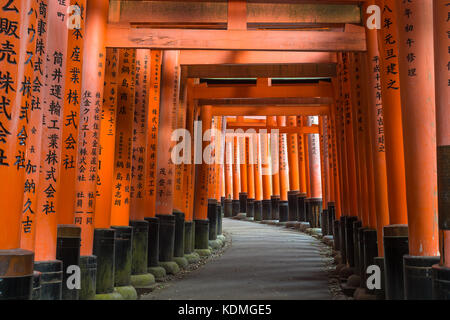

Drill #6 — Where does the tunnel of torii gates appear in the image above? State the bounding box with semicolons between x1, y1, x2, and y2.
0;0;448;301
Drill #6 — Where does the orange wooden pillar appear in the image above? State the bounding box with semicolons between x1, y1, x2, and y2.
377;0;409;227
237;117;248;214
245;135;256;218
33;3;69;300
394;0;439;299
296;116;308;222
58;0;87;226
287;116;300;222
432;0;450;298
277;116;290;222
320;116;332;235
154;50;181;264
129;49;153;281
363;2;391;263
72;0;109;299
328;103;342;222
223;133;234;217
260;131;272;221
307;116;323;229
231;135;241;216
0;0;35;300
267;116;280;219
194;103;212;250
206;115;218;240
254;132;265;221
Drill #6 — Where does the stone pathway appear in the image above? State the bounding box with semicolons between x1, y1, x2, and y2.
143;218;333;300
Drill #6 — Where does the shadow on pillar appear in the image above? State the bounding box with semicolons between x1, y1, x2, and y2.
254;200;263;221
246;198;255;219
288;190;299;222
278;200;289;222
34;260;63;300
403;255;440;300
297;193;307;222
0;249;34;300
239;192;247;214
216;202;223;235
224;199;233;218
383;224;408;300
321;209;329;236
232;200;240;217
111;226;136;298
262;200;272;221
328;202;336;236
432;264;450;299
207;200;218;240
56;225;81;300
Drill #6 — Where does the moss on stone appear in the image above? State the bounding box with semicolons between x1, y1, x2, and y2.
94;289;124;300
147;266;167;280
173;256;189;269
195;248;212;257
130;273;155;288
160;261;180;275
115;285;138;300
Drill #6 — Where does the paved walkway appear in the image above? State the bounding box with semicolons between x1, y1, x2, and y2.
144;219;333;300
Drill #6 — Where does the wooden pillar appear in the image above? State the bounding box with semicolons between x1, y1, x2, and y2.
95;48;119;229
267;116;279;197
434;0;450;270
246;136;255;201
232;135;241;201
224;135;233;200
34;0;69;262
377;0;409;226
130;49;150;222
277;116;289;201
73;0;109;256
144;50;162;218
363;3;391;257
308;117;322;200
395;0;439;257
297;116;307;194
19;0;40;250
155;50;180;216
287;116;300;192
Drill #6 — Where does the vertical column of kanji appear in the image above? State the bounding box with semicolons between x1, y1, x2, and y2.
320;116;331;235
245;134;255;219
144;50;164;277
432;0;450;299
286;116;299;223
267;116;279;219
324;114;336;233
129;49;154;287
254;132;264;221
296;116;308;223
155;50;182;272
394;0;439;299
260;130;272;221
109;48;138;298
32;0;68;301
57;0;85;226
363;1;391;300
19;0;38;251
377;0;409;229
237;117;247;215
303;116;311;200
214;116;224;237
0;0;35;301
231;134;241;216
95;48;118;229
223;130;233;218
92;47;118;298
205;115;218;244
307;116;322;230
328;103;342;223
276;116;289;223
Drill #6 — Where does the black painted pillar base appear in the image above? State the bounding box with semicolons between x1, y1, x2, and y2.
362;228;378;289
297;193;307;222
0;249;34;300
155;215;175;262
279;200;289;222
232;200;240;217
383;224;409;300
79;255;97;300
144;217;160;268
328;202;336;236
184;221;194;254
262;200;272;221
310;198;323;228
34;260;63;300
220;197;225;213
239;192;248;214
93;228;116;294
288;190;299;222
246;198;255;218
374;257;386;299
194;219;209;249
321;210;329;236
173;211;185;258
334;220;341;251
216;203;223;235
356;225;368;279
339;216;347;264
305;199;312;226
403;255;440;300
345;216;358;267
130;220;149;275
432;264;450;299
254;200;263;221
207;199;218;240
56;225;81;300
111;226;133;287
271;195;280;220
224;198;233;218
32;271;41;300
352;220;362;275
